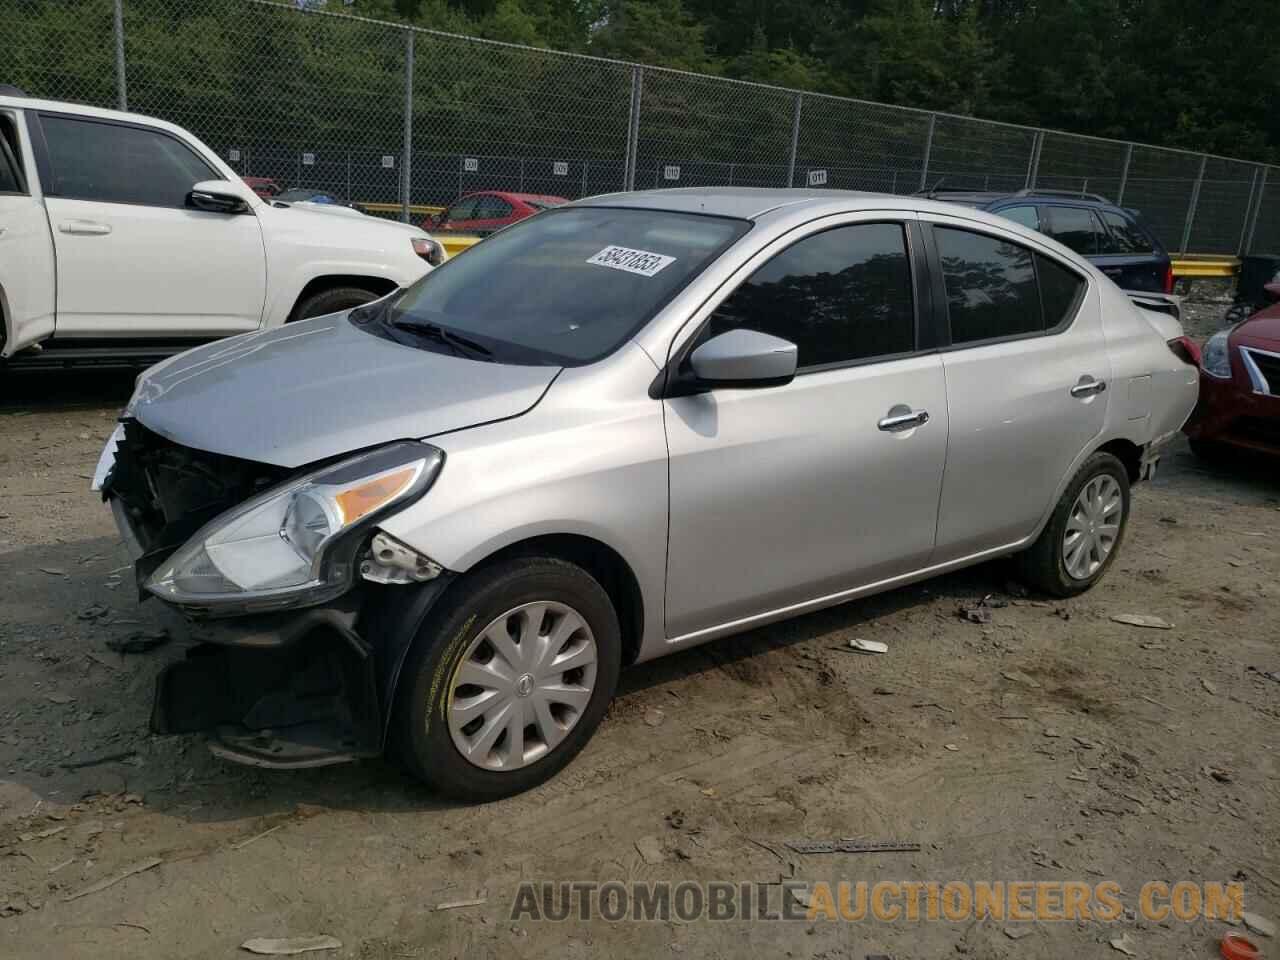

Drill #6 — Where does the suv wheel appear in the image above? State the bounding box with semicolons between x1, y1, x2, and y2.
290;286;379;322
395;557;621;801
1014;451;1130;597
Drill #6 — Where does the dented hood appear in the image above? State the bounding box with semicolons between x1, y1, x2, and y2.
130;314;559;468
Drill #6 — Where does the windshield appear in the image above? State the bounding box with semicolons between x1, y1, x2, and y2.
384;206;750;365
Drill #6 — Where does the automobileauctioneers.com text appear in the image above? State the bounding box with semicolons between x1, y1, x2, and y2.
510;879;1246;923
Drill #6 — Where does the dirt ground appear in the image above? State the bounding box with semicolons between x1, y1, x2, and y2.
0;288;1277;959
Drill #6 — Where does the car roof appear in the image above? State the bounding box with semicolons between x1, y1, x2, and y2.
463;190;567;203
572;186;1025;223
0;93;198;140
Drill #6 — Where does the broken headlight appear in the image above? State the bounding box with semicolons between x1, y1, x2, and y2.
146;441;443;612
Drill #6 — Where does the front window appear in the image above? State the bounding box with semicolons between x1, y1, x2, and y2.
380;206;750;365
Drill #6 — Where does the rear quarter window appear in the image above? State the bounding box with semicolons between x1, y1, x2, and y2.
1099;210;1155;254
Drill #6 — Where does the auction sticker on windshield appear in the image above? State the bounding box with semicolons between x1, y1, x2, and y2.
587;246;676;277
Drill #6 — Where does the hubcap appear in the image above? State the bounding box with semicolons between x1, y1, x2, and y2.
1063;474;1122;580
446;601;597;771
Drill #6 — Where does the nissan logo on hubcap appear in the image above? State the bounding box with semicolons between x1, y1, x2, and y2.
516;674;534;697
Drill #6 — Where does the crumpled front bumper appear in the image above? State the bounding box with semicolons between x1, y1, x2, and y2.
150;577;453;769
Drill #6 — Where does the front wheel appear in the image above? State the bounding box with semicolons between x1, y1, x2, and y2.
1014;452;1130;598
290;286;379;322
395;557;621;801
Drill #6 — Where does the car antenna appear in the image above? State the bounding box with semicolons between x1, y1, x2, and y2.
924;176;946;198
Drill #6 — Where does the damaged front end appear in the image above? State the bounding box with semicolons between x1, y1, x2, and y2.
101;420;451;768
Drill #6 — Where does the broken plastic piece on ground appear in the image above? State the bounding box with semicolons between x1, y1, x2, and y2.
240;935;342;955
1111;613;1173;629
1220;932;1261;960
1242;912;1276;938
849;638;888;654
105;629;170;654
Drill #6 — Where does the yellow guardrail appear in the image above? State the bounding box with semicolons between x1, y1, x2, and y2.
358;202;445;218
440;235;483;257
1171;255;1240;278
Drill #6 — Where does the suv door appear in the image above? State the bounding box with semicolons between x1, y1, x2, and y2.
32;112;266;339
924;217;1107;561
1095;208;1168;292
663;216;949;640
0;110;56;356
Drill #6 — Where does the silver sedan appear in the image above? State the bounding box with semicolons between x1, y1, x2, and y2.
98;187;1199;798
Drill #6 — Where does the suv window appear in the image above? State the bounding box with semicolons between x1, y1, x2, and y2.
1098;210;1154;254
40;114;216;208
1045;205;1103;255
0;116;24;193
999;205;1040;231
708;222;915;368
936;226;1086;343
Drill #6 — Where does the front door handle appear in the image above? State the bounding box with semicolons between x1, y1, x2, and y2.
878;408;930;432
1070;377;1107;398
58;220;112;236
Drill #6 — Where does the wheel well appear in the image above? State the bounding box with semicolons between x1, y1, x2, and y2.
470;534;644;665
1096;438;1142;482
289;274;398;320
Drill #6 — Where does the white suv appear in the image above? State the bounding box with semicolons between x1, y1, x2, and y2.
0;90;441;364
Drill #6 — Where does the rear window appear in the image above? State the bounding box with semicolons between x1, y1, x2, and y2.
1045;206;1103;255
1099;210;1154;254
386;207;750;365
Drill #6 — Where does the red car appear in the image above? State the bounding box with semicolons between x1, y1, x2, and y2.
1184;283;1280;458
423;190;567;237
241;176;281;199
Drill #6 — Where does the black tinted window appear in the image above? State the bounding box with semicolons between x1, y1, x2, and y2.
388;207;748;365
478;196;513;218
1037;254;1086;328
936;227;1041;342
1099;210;1154;254
708;223;915;368
41;115;215;207
0;118;22;193
1046;206;1102;255
446;197;479;220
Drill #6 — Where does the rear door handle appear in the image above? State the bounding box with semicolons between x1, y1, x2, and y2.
1070;377;1107;398
58;220;112;236
878;409;930;432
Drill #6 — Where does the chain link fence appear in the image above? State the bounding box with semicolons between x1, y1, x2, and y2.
4;0;1276;253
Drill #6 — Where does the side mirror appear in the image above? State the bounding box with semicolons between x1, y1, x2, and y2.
1263;282;1280;304
688;328;797;389
186;179;253;214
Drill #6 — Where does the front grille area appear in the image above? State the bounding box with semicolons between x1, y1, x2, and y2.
1242;347;1280;396
105;419;291;561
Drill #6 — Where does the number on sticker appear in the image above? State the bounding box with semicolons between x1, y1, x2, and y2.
807;169;828;186
663;165;681;181
586;245;677;277
553;161;569;176
463;157;478;172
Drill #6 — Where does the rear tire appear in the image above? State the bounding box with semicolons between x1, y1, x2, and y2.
1014;452;1130;598
395;557;621;801
290;286;379;322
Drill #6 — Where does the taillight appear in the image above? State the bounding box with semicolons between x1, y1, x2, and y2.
1163;263;1175;294
1167;335;1201;367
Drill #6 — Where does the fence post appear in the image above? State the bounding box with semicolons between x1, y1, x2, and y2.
1024;131;1043;190
401;29;414;222
1178;153;1208;255
918;113;936;191
1116;143;1133;206
1243;166;1268;255
624;67;643;192
786;94;802;187
1237;166;1260;255
112;0;128;110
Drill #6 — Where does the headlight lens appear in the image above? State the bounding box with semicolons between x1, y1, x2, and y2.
1201;329;1233;379
146;441;443;610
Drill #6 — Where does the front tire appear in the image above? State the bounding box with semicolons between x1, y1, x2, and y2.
290;285;379;322
395;557;621;801
1015;452;1130;598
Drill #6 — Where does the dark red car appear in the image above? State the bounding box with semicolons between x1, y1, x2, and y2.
241;176;281;199
1184;283;1280;458
423;190;567;237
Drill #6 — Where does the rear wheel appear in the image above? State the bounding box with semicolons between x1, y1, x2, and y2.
290;285;379;322
395;557;621;801
1014;452;1130;597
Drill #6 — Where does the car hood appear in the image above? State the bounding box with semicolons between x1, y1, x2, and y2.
274;201;427;236
1237;305;1280;346
130;315;559;468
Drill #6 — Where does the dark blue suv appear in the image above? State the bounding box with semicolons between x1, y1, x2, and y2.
921;189;1174;294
